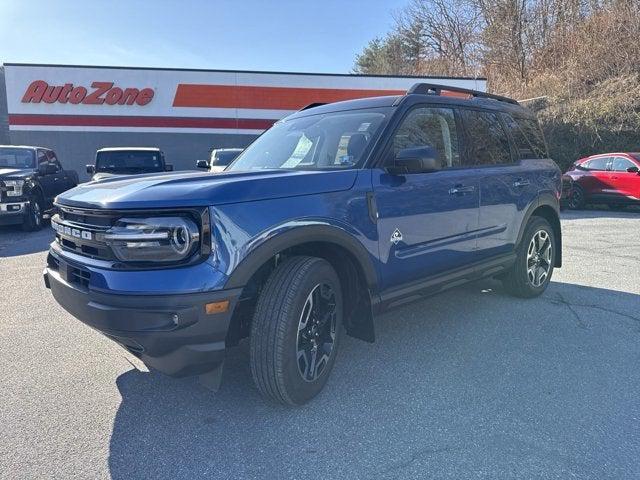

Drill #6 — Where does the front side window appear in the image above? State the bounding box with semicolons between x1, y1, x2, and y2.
227;109;389;171
37;150;48;165
501;113;547;159
0;148;35;169
46;151;61;172
460;109;512;166
611;157;636;172
391;107;460;168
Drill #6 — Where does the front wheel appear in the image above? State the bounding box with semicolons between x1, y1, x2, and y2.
502;217;555;298
22;195;43;231
250;256;343;405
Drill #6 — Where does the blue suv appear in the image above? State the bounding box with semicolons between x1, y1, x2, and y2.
44;83;562;405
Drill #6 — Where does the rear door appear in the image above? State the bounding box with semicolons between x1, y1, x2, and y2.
459;109;538;261
373;105;479;290
579;156;611;197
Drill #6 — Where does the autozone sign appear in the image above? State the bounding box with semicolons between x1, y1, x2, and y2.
21;80;154;106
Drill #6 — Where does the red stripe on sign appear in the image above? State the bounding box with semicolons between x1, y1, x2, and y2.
173;84;406;109
8;114;276;129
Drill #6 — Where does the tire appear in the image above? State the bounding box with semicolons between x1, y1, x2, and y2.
22;195;43;231
250;256;343;405
502;216;555;298
567;184;585;210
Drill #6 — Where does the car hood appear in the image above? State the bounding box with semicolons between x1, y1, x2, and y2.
56;169;359;209
0;168;35;180
92;172;120;181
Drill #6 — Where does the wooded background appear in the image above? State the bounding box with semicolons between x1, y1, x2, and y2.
353;0;640;168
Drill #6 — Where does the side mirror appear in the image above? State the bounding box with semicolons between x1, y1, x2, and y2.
164;164;173;172
196;160;210;169
86;165;95;174
626;166;639;174
39;163;58;175
389;146;440;175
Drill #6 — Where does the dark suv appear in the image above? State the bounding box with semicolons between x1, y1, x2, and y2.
0;146;78;230
44;84;562;405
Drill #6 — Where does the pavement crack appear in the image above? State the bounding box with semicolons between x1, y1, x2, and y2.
546;293;640;331
375;444;459;476
549;293;588;329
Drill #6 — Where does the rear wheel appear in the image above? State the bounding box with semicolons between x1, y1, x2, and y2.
22;195;43;231
250;256;343;405
502;216;555;298
567;185;585;210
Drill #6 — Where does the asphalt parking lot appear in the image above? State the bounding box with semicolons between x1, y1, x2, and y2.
1;209;639;480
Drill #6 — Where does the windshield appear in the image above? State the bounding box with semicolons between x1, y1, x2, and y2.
227;109;389;171
96;150;163;173
0;148;35;169
211;150;242;167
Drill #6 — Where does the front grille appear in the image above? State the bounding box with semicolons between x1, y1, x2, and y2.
53;206;120;261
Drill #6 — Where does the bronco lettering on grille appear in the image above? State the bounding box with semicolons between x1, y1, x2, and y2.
21;80;155;106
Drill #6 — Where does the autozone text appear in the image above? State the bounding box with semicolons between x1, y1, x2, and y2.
21;80;155;106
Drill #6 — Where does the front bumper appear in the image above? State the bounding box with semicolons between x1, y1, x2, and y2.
0;201;28;225
44;257;242;378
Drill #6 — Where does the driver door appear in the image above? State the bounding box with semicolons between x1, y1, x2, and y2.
372;106;479;291
36;149;57;205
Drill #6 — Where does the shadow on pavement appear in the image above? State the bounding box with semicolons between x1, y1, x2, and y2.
561;205;640;219
0;225;53;257
108;279;640;479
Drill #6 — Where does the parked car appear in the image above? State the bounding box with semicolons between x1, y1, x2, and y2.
564;152;640;209
87;147;172;181
0;145;78;230
196;148;243;173
44;83;562;405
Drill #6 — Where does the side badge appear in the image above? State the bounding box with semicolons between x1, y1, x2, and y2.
390;228;403;245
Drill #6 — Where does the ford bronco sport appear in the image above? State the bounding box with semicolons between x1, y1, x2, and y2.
44;83;562;405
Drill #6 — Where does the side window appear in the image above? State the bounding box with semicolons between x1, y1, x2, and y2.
500;113;548;159
37;150;49;167
391;107;460;168
460;109;512;165
612;157;636;172
47;150;62;171
583;157;610;171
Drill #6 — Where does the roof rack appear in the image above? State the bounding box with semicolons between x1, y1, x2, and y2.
299;102;327;111
407;83;519;105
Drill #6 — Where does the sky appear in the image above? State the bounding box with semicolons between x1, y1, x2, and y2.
0;0;406;73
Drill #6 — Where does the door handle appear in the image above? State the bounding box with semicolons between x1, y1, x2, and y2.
449;185;476;195
513;179;530;187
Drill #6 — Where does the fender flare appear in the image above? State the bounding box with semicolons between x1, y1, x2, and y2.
516;193;562;267
224;224;378;290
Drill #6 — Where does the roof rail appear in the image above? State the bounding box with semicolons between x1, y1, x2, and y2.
299;102;327;111
407;83;519;105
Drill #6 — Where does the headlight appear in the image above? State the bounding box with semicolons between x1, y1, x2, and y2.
4;180;25;197
101;216;200;263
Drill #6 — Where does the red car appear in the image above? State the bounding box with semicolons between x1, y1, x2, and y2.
564;152;640;209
